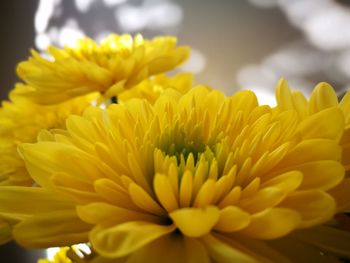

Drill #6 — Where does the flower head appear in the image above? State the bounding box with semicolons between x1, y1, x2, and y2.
0;85;97;186
16;34;190;104
1;84;349;262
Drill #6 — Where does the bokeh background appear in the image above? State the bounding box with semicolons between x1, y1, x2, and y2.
0;0;349;262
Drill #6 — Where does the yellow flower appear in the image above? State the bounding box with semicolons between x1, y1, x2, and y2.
0;85;97;186
16;34;190;105
275;79;350;211
1;85;349;262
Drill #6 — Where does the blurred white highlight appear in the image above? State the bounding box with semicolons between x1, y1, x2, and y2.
180;49;206;74
58;19;85;47
74;0;97;13
46;244;91;261
35;0;56;33
116;1;182;32
103;0;126;7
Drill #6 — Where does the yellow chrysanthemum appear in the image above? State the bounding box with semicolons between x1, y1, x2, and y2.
16;34;189;105
275;80;350;211
1;85;349;262
0;85;97;186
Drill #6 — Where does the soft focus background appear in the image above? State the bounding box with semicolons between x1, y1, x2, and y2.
0;0;349;262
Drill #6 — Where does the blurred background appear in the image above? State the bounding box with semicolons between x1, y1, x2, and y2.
0;0;349;262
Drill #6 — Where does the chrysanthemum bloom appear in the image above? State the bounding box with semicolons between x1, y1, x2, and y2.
15;34;189;105
275;80;350;212
1;86;349;262
0;85;97;186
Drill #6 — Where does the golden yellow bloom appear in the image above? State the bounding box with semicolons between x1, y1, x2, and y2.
16;34;189;105
0;85;97;186
275;80;350;212
1;85;349;262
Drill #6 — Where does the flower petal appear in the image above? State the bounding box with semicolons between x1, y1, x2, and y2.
214;206;251;232
260;171;303;194
154;173;178;212
295;161;344;191
184;237;211;263
128;183;165;216
126;235;188;263
170;206;219;237
278;139;342;167
297;108;344;141
90;221;175;258
291;226;350;258
13;210;91;248
0;186;73;215
309;82;338;114
77;202;161;225
327;178;350;212
280;190;336;228
238;187;286;213
201;234;258;263
240;208;301;239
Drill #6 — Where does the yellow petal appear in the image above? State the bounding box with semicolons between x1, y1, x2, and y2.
128;183;165;216
295;161;344;191
90;221;175;258
154;173;178;212
291;226;350;258
280;190;335;228
339;91;350;124
50;173;102;203
94;178;140;211
0;186;73;215
179;170;193;208
218;186;241;209
260;171;303;194
184;237;211;263
239;187;286;213
126;235;187;263
193;179;216;208
309;82;338;114
275;79;293;111
240;208;301;239
297;108;344;141
201;234;258;263
77;202;161;225
13;210;91;248
19;142;101;187
328;178;350;212
278;139;342;167
170;206;219;237
214;206;251;232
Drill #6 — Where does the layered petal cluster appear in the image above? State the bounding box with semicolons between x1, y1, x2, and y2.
16;34;189;104
275;80;350;211
1;86;349;262
0;86;97;186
